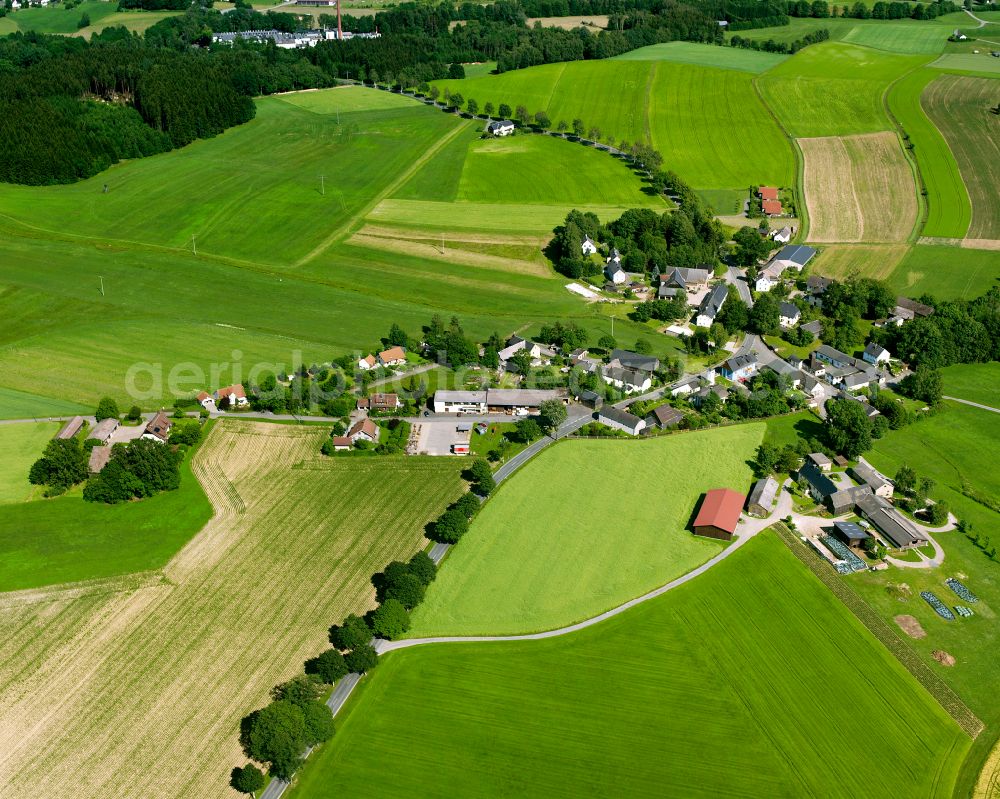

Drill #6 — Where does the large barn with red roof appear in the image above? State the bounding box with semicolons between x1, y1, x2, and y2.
692;488;745;541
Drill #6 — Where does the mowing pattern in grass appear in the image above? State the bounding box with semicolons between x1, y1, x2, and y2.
815;243;911;282
801;132;917;242
889;244;1000;300
291;533;969;799
887;68;971;238
758;43;926;137
410;425;762;636
921;75;1000;240
0;422;212;591
612;40;788;72
432;60;794;190
0;421;465;799
0;422;59;504
0;385;89;420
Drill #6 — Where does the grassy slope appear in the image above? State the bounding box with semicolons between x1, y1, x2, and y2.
921;74;1000;239
3;0;119;33
456;134;662;205
432;60;794;190
941;362;1000;407
860;402;1000;793
889;244;1000;299
0;424;213;591
0;385;89;420
887;68;972;238
410;425;762;636
0;91;456;266
0;87;653;406
758;42;927;137
292;533;968;799
612;40;788;72
0;422;59;504
931;53;1000;74
726;17;956;52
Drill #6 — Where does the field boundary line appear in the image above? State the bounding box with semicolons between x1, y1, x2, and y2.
293;118;473;267
772;524;983;738
881;62;933;243
749;74;808;239
0;570;167;609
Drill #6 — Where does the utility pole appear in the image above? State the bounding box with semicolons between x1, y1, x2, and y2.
191;234;197;256
99;275;104;297
319;175;325;196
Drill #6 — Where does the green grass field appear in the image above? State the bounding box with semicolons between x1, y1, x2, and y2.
3;0;120;33
889;244;1000;299
930;53;1000;75
292;533;969;799
726;17;960;53
432;60;795;191
0;87;669;407
888;68;971;238
409;425;763;635
758;43;927;137
861;402;1000;794
612;41;788;72
941;363;1000;408
0;422;213;591
921;75;1000;240
0;422;59;504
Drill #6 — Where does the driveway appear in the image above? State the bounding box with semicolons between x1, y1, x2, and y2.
725;266;754;308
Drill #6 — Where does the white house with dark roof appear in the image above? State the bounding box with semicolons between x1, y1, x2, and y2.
771;226;792;244
605;260;627;285
779;302;801;329
596;406;646;436
720;353;757;382
609;349;659;374
486;120;515;137
581;235;598;256
601;366;651;394
696;283;728;328
863;342;890;365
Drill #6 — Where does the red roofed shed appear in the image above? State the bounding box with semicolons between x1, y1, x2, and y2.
758;186;779;201
693;488;745;541
762;199;783;216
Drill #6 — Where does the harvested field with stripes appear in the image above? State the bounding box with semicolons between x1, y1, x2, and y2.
0;420;465;799
801;132;918;243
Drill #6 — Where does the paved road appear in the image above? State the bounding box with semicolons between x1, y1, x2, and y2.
943;396;1000;414
725;266;754;308
964;8;998;26
428;542;450;564
493;411;590;483
259;673;362;799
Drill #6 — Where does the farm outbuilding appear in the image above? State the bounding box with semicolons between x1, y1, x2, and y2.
692;488;745;541
746;476;779;517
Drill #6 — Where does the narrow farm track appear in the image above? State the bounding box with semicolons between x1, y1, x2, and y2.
0;421;464;799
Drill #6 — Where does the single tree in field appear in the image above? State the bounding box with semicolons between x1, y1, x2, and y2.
533;110;551;129
538;399;567;433
95;396;119;421
483;101;494;117
450;92;464;110
498;102;512;119
515;105;530;125
514;417;541;444
429;85;440;101
556;119;568;133
230;764;266;798
634;338;652;355
466;97;479;116
572;118;585;137
587;126;601;142
127;405;142;422
597;333;617;351
894;464;917;496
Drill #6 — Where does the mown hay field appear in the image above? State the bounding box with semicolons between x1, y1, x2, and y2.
612;40;788;72
727;17;955;53
292;533;970;798
758;43;926;137
432;59;795;190
888;68;972;238
0;422;59;504
800;131;917;242
921;75;1000;240
410;425;762;636
890;244;1000;300
0;420;465;799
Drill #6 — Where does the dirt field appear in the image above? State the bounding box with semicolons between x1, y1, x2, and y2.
527;14;608;29
895;614;927;639
801;132;918;243
0;421;464;799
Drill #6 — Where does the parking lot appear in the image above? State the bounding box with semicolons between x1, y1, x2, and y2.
414;420;472;456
